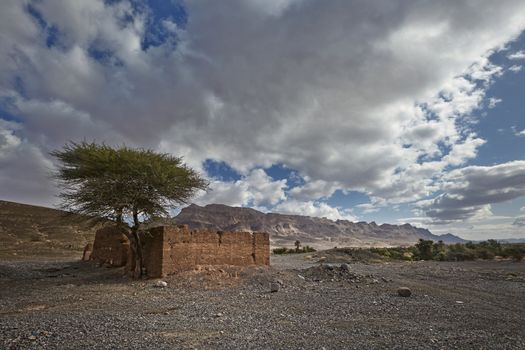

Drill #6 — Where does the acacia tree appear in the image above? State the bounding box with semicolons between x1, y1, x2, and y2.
51;141;208;277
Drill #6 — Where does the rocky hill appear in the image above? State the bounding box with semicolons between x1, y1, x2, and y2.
175;204;465;248
0;200;103;259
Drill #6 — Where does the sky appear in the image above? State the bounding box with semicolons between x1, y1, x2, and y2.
0;0;524;240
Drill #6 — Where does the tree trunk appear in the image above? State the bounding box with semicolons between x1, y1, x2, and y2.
131;208;143;278
116;207;123;224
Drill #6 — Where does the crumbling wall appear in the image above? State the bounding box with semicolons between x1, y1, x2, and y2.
144;225;270;277
91;225;270;277
90;226;130;267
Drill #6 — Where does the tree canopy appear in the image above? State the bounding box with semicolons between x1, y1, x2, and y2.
52;141;208;222
51;141;209;277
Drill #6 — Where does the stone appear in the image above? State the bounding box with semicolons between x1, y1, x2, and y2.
397;287;412;297
154;280;168;288
82;243;92;261
340;263;349;272
270;282;280;293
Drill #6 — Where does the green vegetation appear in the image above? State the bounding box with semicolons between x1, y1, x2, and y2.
275;240;524;260
52;141;208;277
369;239;525;262
273;245;316;255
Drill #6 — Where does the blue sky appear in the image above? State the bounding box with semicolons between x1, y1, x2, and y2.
1;0;525;240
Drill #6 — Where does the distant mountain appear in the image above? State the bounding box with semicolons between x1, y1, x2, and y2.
175;204;466;248
435;233;467;244
496;238;525;244
0;200;102;259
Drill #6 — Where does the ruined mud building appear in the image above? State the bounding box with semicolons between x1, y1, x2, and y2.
89;225;270;277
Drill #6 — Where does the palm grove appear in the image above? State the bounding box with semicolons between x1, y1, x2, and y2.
52;142;209;277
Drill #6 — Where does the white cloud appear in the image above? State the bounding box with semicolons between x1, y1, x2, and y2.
0;119;57;206
356;203;380;214
194;169;287;207
0;119;22;158
412;215;524;241
509;64;523;72
488;97;502;109
0;0;525;217
273;200;356;221
244;0;303;17
289;180;338;201
516;129;525;137
513;217;525;227
508;50;525;60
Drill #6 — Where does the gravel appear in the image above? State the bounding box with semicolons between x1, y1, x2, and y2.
1;254;524;349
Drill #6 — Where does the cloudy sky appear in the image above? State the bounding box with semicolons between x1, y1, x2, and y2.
1;0;524;240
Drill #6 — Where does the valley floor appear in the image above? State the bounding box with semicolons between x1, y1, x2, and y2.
0;253;524;349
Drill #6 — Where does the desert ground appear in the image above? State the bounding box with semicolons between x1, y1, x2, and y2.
1;251;524;350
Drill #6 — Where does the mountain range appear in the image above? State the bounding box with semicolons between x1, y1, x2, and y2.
175;204;466;248
0;200;466;257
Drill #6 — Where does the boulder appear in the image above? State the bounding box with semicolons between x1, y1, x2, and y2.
270;282;280;293
397;287;412;297
154;280;168;288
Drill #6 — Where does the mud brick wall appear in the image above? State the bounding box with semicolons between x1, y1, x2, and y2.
91;226;130;267
143;225;270;277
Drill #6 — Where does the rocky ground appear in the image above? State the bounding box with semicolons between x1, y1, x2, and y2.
1;252;524;349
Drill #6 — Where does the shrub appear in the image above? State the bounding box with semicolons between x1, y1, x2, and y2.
502;246;525;262
415;239;434;260
272;247;289;254
272;246;317;255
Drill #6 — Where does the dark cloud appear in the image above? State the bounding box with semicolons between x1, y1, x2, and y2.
419;161;525;223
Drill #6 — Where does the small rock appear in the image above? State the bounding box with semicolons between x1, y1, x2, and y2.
154;280;168;288
455;300;464;304
340;263;350;272
381;277;388;283
82;243;92;261
397;287;412;297
297;274;305;280
214;312;223;318
270;282;280;293
371;279;379;284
